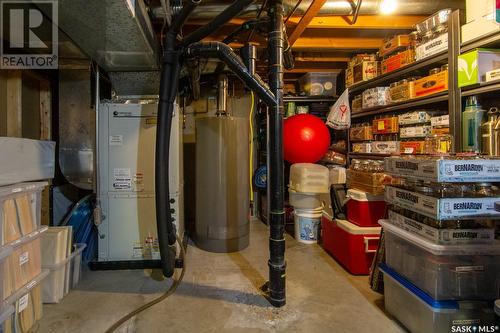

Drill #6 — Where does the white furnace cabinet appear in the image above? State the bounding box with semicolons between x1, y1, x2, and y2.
98;103;183;261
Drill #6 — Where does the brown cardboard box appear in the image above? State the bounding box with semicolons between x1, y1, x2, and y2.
414;70;448;97
380;35;411;57
382;49;415;74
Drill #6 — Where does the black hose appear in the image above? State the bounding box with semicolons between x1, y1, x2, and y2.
186;42;275;106
182;0;256;46
283;27;294;70
156;0;200;278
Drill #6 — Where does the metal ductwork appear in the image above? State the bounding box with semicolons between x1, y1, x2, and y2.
152;0;464;20
49;0;159;71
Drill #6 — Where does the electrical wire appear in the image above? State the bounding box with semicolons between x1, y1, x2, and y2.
104;235;187;333
249;91;255;203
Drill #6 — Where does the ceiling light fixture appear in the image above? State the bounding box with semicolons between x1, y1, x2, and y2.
379;0;398;15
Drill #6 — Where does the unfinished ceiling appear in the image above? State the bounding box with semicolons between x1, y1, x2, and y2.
148;0;465;82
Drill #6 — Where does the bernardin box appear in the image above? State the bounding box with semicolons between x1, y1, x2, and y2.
384;185;500;220
399;111;433;125
431;114;449;127
382;49;415;74
400;125;432;138
387;209;495;244
372;116;399;135
384;156;500;182
414;70;448;98
458;48;500;87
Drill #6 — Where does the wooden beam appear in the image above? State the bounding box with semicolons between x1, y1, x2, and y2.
1;70;23;137
39;80;51;140
295;55;351;62
288;0;328;46
285;68;343;73
292;37;382;50
286;15;426;29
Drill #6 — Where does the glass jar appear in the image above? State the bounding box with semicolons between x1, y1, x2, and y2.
475;183;493;197
429;67;441;75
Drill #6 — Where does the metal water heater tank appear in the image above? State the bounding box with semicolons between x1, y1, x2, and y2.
195;116;249;252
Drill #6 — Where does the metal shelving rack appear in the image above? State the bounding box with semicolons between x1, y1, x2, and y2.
347;10;465;159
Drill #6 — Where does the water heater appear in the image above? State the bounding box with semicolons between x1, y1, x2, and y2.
194;116;249;252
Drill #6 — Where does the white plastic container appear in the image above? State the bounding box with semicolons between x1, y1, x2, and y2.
328;166;346;185
294;208;322;244
380;264;496;333
0;182;47;246
42;243;86;303
299;72;337;96
381;220;500;300
288;189;322;210
0;138;55;186
289;163;329;194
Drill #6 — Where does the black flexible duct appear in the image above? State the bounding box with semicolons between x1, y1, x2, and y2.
156;0;200;278
241;43;257;75
266;0;286;307
186;42;275;106
182;0;256;46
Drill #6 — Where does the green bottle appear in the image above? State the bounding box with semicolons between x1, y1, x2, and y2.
462;95;486;152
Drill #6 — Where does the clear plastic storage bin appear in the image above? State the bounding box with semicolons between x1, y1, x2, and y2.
299;72;337;96
43;243;86;303
381;220;500;300
289;163;329;194
0;227;46;303
1;182;47;246
380;264;496;333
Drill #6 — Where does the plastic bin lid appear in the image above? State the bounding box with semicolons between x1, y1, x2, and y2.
335;219;381;235
380;220;500;256
0;181;48;198
379;263;459;310
0;305;14;325
346;189;384;202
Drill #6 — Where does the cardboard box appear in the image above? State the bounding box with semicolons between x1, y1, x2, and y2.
458;49;500;87
400;125;432;138
466;0;499;23
399;111;433;125
353;61;379;84
416;33;448;61
352;142;372;153
379;35;410;57
414;70;448;97
346;67;354;87
390;81;416;102
350;125;373;142
431;127;450;135
385;185;500;220
381;49;415;74
462;19;500;45
373;116;399;135
400;141;426;154
431;114;449;127
371;141;400;154
384;156;500;182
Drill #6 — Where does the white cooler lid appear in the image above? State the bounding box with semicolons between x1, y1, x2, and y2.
347;189;384;202
335;219;381;235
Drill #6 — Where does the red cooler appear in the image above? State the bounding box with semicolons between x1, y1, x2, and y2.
346;189;386;227
323;218;381;275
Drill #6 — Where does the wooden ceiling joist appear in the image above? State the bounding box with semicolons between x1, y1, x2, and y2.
286;15;427;30
292;37;382;50
288;0;328;46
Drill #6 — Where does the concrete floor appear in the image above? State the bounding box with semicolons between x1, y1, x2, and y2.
39;219;405;333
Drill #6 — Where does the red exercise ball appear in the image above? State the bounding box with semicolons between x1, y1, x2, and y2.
284;114;331;163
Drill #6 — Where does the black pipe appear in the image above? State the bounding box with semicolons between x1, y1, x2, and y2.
156;0;200;278
282;27;294;70
241;43;257;75
182;0;255;46
186;42;275;106
266;0;286;307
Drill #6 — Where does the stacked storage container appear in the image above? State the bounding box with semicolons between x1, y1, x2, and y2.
380;156;500;332
289;164;330;244
0;138;55;332
322;160;386;275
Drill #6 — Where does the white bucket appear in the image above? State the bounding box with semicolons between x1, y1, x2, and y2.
294;208;322;244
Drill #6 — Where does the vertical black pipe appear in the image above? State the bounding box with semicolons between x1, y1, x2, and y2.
156;0;200;278
266;0;286;307
241;43;257;75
